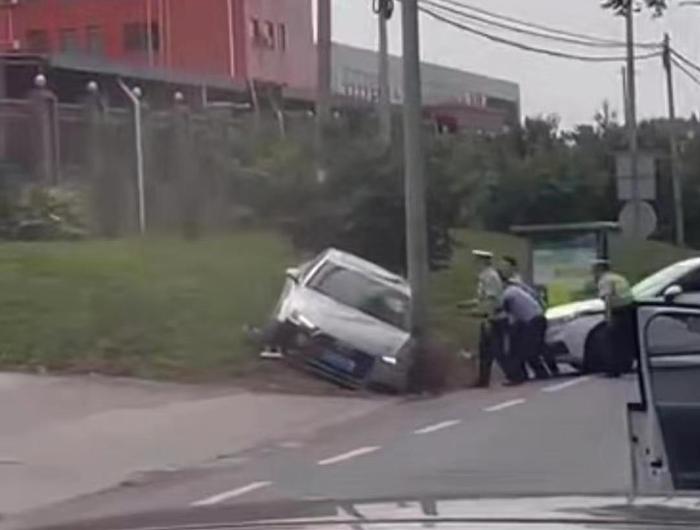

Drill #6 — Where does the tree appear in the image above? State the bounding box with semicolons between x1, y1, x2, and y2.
601;0;667;16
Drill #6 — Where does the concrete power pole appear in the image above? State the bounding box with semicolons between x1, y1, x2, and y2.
316;0;332;181
401;0;429;337
663;33;685;246
624;2;641;236
376;0;393;145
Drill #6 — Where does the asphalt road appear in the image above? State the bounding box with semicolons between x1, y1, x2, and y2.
14;373;640;529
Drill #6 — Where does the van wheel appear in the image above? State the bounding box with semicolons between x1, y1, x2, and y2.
583;324;608;373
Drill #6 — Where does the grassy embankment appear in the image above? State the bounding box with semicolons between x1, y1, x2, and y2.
0;229;694;380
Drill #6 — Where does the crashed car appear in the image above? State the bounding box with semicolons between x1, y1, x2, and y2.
266;248;414;392
546;256;700;372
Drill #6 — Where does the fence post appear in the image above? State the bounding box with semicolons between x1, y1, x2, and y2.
172;92;200;238
28;74;59;184
84;81;120;237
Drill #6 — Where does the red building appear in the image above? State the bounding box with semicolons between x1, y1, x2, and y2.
0;0;316;91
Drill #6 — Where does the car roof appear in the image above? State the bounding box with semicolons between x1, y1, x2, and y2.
672;256;700;268
321;248;411;295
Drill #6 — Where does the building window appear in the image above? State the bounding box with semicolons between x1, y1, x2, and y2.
250;18;261;43
59;28;80;53
265;21;275;49
26;29;49;52
85;25;104;56
123;22;160;52
278;23;286;51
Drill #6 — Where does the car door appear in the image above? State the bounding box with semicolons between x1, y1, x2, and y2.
632;302;700;492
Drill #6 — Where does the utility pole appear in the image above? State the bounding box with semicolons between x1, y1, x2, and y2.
663;32;685;246
316;0;332;181
401;0;429;337
624;1;641;236
375;0;393;145
621;66;629;126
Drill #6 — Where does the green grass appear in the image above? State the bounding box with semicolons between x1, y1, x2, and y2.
0;231;297;379
0;228;694;381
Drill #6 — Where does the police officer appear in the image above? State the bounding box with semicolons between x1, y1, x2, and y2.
499;278;550;384
459;250;506;387
592;259;635;377
499;256;559;376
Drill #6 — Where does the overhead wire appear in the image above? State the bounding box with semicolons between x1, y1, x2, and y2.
670;48;700;76
418;4;662;63
672;57;700;87
421;0;661;49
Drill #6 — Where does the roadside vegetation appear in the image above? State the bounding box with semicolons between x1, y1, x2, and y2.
0;228;693;381
2;106;699;384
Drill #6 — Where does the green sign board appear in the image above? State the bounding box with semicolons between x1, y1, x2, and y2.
533;233;598;306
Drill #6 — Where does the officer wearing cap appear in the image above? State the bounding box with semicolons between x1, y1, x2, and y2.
459;250;506;387
592;258;634;377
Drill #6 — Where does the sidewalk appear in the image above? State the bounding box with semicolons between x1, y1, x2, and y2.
0;372;388;516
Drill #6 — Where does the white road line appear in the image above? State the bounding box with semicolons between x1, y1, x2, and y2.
190;481;272;507
413;419;462;435
541;376;592;393
483;398;526;412
317;446;380;466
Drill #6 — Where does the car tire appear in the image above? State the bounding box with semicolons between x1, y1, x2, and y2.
583;323;608;374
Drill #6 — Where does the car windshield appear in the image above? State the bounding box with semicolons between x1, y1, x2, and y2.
632;260;700;299
307;262;410;330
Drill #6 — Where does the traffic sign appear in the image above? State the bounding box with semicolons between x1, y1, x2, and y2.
619;200;657;239
615;152;657;201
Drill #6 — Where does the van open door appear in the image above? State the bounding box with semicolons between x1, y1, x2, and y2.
628;303;700;495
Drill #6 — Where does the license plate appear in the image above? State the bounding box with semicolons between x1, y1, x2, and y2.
321;350;356;373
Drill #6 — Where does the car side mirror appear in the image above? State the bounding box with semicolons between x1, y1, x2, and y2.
286;267;301;283
663;284;683;302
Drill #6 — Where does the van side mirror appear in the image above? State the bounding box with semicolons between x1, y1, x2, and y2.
663;284;683;302
286;267;301;283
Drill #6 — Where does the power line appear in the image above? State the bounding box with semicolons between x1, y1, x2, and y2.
670;48;700;76
672;57;700;87
422;0;624;49
418;5;662;63
422;0;660;49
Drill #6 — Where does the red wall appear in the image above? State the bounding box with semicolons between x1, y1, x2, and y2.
166;0;231;77
242;0;316;89
0;0;315;89
1;0;147;59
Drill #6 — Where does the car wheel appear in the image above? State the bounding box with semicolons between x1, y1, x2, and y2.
583;323;608;374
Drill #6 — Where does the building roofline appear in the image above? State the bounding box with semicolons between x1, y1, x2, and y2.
331;41;520;101
0;52;250;92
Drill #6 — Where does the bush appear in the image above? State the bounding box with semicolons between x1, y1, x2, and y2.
11;185;88;240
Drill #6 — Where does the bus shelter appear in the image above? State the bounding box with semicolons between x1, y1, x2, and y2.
511;222;620;306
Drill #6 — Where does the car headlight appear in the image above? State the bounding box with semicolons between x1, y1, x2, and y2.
382;339;415;367
289;310;318;332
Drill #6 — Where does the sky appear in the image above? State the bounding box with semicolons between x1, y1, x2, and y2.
318;0;700;129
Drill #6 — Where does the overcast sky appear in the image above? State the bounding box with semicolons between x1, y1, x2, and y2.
319;0;700;129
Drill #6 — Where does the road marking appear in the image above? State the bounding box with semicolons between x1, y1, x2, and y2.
413;419;461;435
541;376;592;393
191;481;272;507
483;398;526;412
317;446;380;466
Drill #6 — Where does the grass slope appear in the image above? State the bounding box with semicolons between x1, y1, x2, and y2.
0;229;693;380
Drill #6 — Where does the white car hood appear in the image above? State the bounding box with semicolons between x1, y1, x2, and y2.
546;298;605;320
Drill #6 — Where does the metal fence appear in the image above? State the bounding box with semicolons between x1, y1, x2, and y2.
0;85;318;236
